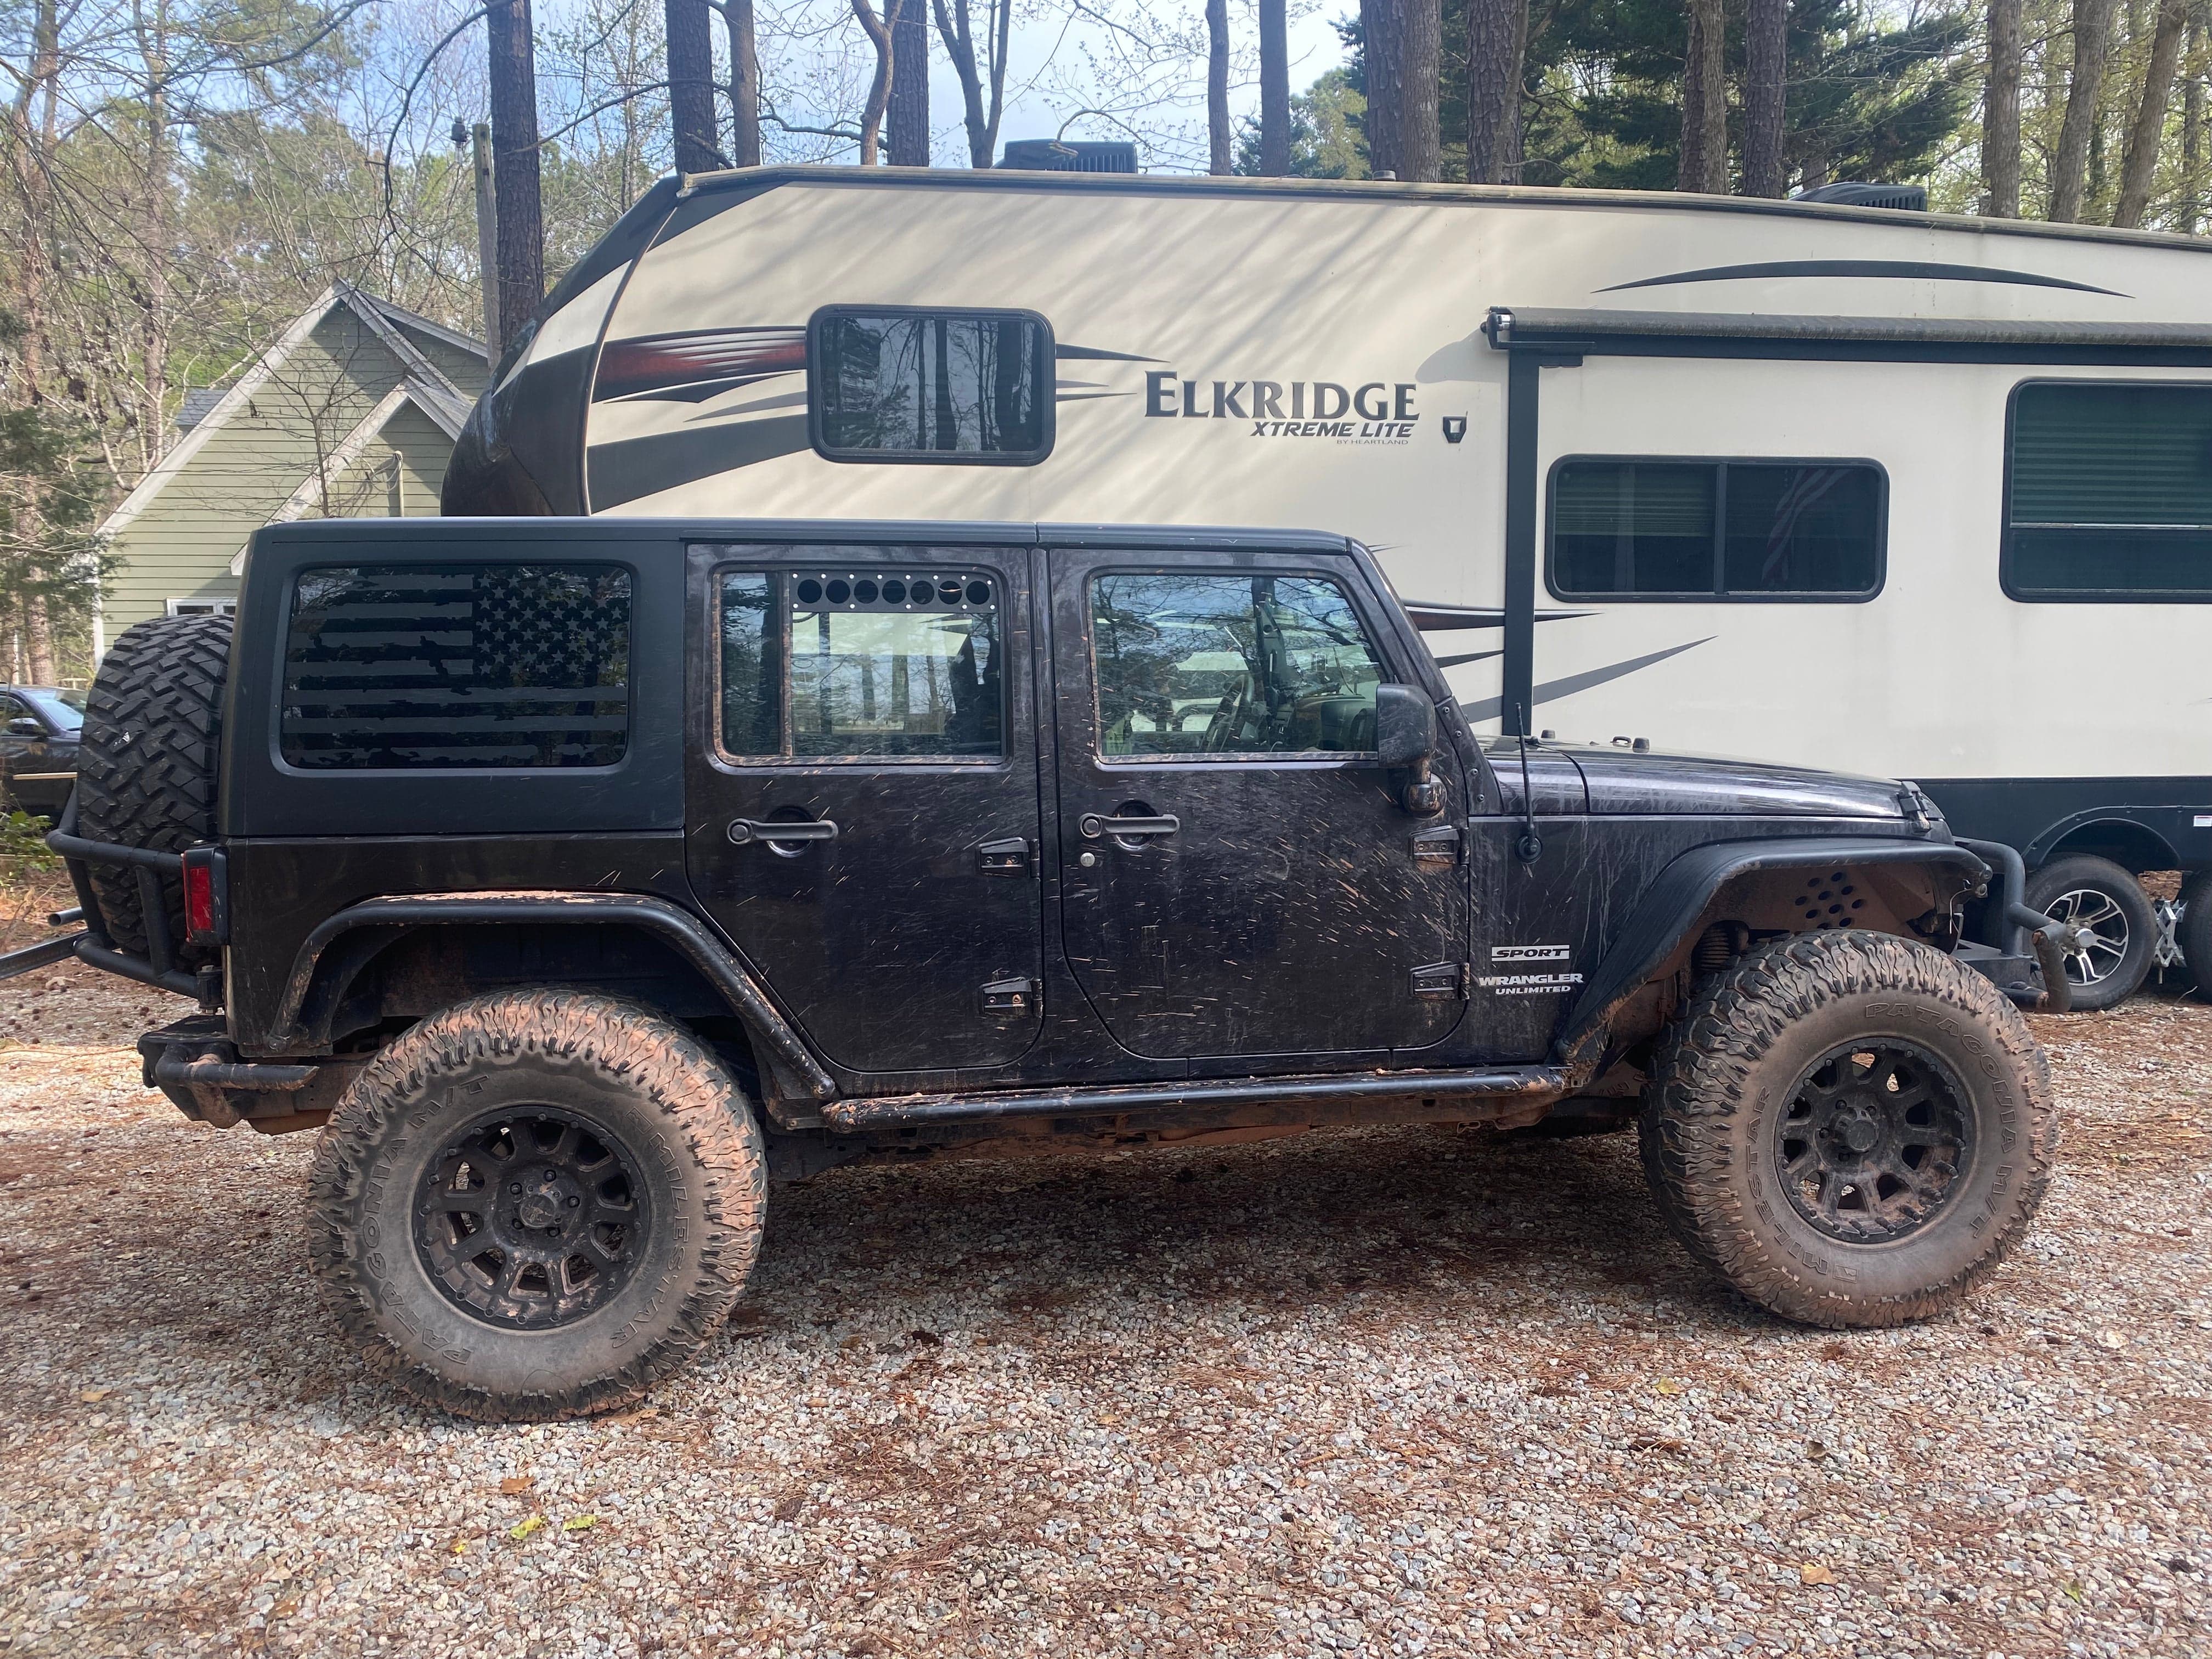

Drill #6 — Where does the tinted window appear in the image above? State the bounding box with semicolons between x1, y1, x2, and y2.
812;310;1051;461
1551;460;1883;599
20;689;83;731
2006;381;2212;598
1091;573;1385;757
282;564;631;769
716;568;1003;760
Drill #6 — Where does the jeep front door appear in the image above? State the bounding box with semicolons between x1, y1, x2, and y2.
1049;551;1470;1062
686;545;1044;1075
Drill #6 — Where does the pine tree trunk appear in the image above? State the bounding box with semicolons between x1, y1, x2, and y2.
725;0;763;166
665;0;720;172
487;0;544;353
1207;0;1231;173
1401;0;1442;180
1362;0;1401;177
1985;0;2022;216
2051;0;2119;220
889;0;930;165
852;0;893;165
2184;5;2205;233
1743;0;1787;195
25;598;53;687
1466;0;1528;184
1259;0;1289;174
2115;0;2190;224
1679;0;1729;191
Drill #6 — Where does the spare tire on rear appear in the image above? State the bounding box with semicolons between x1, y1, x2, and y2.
76;613;233;962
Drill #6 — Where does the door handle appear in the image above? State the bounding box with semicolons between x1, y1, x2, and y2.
727;817;839;846
1079;812;1180;840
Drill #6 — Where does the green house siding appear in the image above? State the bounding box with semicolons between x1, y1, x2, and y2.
98;292;486;645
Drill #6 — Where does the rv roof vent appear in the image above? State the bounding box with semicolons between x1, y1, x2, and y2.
1792;181;1928;211
997;139;1139;173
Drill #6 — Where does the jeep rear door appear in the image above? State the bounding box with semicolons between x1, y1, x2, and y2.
685;541;1045;1074
1047;546;1471;1062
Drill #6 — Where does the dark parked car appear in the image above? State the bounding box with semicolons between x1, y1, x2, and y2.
10;518;2068;1421
0;686;83;817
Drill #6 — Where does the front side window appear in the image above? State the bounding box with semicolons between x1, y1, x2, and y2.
1091;573;1385;758
2005;381;2212;599
1550;459;1884;599
810;308;1052;463
282;563;631;770
716;566;1003;760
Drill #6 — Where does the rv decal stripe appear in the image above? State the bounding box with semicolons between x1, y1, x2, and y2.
1401;602;1593;631
1600;259;2125;297
595;328;806;401
1459;637;1713;724
1056;345;1161;362
586;414;811;510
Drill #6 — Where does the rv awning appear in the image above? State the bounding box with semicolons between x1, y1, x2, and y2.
1482;307;2212;365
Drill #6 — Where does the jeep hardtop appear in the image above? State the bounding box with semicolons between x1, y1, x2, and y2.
12;517;2067;1418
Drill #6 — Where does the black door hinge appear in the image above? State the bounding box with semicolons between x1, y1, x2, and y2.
1411;962;1470;999
1411;825;1462;870
977;837;1032;876
980;977;1041;1015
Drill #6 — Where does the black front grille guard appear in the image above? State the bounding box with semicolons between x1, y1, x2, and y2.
0;792;213;1005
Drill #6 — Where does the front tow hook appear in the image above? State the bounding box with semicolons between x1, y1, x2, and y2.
2007;901;2080;1015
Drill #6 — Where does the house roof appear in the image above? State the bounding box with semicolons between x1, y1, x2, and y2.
98;285;488;542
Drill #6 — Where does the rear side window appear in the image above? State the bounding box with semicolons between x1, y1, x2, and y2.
281;563;632;769
716;566;1003;760
1549;459;1885;599
810;308;1052;464
2005;381;2212;599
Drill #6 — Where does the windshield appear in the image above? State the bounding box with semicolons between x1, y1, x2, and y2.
18;689;84;731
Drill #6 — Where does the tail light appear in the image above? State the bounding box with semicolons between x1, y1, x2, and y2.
181;846;228;946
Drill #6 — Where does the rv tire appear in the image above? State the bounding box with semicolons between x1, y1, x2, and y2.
2179;870;2212;1000
2024;855;2155;1012
1639;930;2055;1329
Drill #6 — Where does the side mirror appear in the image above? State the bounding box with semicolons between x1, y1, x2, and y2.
6;718;41;738
1373;684;1435;769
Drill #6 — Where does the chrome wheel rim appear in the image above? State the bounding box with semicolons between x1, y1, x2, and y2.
2043;887;2131;986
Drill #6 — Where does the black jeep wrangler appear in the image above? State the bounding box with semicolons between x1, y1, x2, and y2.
18;518;2066;1419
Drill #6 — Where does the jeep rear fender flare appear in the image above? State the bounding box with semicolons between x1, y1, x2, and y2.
271;891;836;1101
1554;837;1988;1069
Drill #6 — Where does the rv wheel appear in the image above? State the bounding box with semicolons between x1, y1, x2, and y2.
2179;870;2212;1001
1640;930;2055;1328
306;989;768;1420
2024;855;2155;1012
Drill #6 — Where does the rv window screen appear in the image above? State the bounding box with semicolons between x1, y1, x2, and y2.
716;568;1003;760
1091;573;1385;757
811;309;1052;463
1549;460;1883;600
2005;382;2212;599
281;563;631;769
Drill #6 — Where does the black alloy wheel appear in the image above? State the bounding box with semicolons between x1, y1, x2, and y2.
1775;1040;1972;1243
416;1107;649;1330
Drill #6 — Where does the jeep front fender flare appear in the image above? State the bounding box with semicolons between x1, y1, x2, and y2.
269;890;836;1101
1554;837;1987;1069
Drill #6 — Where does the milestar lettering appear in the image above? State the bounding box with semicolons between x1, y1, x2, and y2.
1145;372;1420;441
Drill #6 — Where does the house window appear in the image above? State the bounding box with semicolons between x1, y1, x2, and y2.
166;599;238;618
2005;380;2212;600
1549;459;1886;600
809;307;1052;464
716;567;1003;760
280;563;632;769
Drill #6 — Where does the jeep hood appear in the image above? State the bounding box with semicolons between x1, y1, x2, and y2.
1497;740;1912;820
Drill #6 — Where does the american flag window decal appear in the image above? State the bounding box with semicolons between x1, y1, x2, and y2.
280;563;633;770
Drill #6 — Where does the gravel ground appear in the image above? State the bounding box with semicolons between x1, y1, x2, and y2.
1;954;2209;1658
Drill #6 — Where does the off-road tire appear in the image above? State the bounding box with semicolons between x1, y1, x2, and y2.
1639;930;2056;1328
2024;855;2154;1013
306;989;768;1420
2180;870;2212;1001
76;613;232;960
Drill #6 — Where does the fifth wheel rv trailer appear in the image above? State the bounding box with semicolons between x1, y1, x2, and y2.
442;166;2212;1009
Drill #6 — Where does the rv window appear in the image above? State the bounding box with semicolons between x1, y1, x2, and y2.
2005;381;2212;600
810;309;1052;464
1549;460;1883;600
281;563;632;769
715;568;1004;760
1090;573;1385;757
